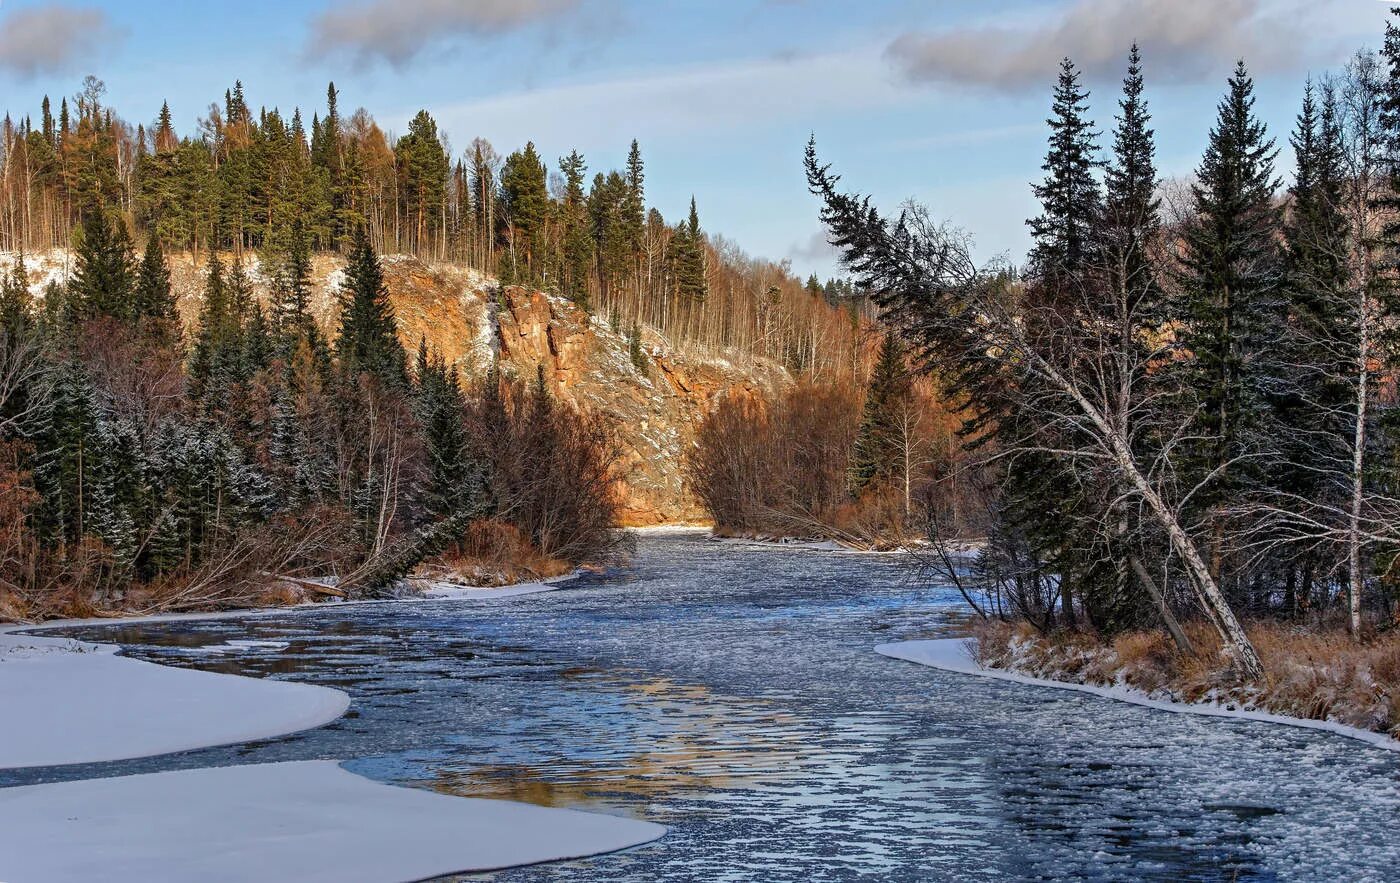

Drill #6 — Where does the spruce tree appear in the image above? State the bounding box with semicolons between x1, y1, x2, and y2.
1028;58;1101;290
623;139;646;259
134;234;177;333
671;197;708;302
1174;61;1284;511
850;333;911;492
1101;44;1161;321
189;253;236;400
1;253;32;333
413;339;484;522
337;227;407;387
271;222;314;344
72;209;135;321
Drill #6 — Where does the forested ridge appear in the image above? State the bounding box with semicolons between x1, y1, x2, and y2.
801;15;1400;723
0;74;887;621
0;76;869;377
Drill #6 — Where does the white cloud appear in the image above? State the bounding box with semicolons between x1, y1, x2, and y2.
307;0;585;67
0;4;122;79
423;47;903;152
887;0;1323;91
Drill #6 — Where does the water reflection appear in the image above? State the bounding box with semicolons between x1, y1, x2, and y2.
16;531;1400;881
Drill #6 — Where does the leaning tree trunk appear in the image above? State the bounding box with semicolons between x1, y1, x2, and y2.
341;504;486;598
1034;352;1265;680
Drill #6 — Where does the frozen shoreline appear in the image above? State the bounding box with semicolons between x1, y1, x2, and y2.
876;638;1400;753
0;632;351;770
0;568;668;880
0;760;665;883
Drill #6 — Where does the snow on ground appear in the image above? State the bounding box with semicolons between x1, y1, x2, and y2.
418;572;576;601
0;760;665;883
877;638;1400;753
0;633;350;769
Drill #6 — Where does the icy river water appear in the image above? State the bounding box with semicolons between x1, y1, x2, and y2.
8;530;1400;881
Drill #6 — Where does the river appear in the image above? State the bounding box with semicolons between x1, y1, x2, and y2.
7;529;1399;881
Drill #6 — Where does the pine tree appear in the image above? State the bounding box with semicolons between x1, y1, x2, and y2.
1174;61;1284;514
498;142;550;285
559;150;593;310
395;110;449;255
850;333;911;492
337;227;407;387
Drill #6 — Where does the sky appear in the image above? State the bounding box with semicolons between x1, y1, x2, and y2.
0;0;1389;278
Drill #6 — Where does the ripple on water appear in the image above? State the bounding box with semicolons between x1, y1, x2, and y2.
18;533;1400;882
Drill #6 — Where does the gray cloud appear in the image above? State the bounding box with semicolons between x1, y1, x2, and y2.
887;0;1316;91
307;0;584;67
0;4;122;78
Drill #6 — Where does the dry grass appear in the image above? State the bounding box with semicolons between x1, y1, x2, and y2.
974;619;1400;739
417;519;572;589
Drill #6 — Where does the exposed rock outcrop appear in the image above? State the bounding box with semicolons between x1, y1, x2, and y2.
1;250;787;525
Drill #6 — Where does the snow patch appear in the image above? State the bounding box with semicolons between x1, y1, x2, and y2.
418;572;574;601
877;638;1400;753
0;760;665;883
0;633;349;769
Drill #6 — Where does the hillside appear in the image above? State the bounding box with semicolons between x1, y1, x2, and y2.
3;250;789;525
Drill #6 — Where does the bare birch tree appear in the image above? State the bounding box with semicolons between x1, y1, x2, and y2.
806;143;1266;678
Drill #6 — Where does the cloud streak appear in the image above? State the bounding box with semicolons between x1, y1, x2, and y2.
425;47;902;151
306;0;585;67
0;4;122;79
887;0;1317;91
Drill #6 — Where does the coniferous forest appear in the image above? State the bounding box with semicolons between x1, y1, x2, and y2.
9;4;1400;881
0;75;884;620
798;16;1400;725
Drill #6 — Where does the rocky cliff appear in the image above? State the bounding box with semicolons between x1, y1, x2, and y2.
3;250;787;526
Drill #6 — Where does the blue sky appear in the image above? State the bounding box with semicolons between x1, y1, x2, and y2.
0;0;1387;277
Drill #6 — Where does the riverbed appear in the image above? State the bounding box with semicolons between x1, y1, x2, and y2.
9;530;1400;881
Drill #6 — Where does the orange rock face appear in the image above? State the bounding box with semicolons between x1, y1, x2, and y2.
162;252;785;526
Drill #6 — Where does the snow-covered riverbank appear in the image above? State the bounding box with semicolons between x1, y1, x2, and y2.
0;575;667;881
0;761;665;883
0;632;350;769
877;638;1400;753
